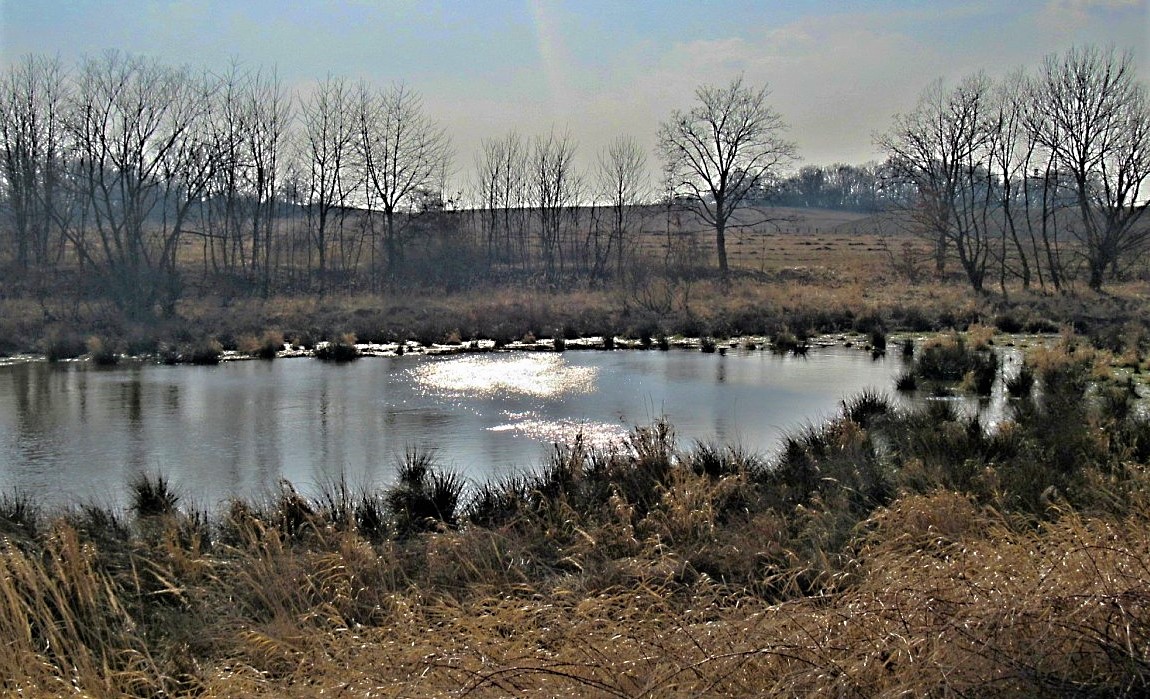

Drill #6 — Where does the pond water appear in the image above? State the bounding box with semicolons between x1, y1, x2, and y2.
0;347;915;508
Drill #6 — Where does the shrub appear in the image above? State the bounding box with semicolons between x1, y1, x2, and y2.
186;338;223;365
914;335;976;381
771;328;804;354
993;312;1024;334
913;334;996;394
869;328;887;354
963;354;998;396
239;330;283;360
44;330;86;361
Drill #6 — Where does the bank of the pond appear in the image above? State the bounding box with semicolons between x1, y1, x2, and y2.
6;278;1148;366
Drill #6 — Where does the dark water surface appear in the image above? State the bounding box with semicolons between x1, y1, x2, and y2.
0;347;907;508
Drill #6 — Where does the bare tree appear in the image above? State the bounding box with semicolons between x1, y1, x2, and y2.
0;54;69;271
529;130;581;280
199;62;291;294
595;135;649;278
356;82;452;283
657;76;797;282
65;51;220;319
297;76;360;286
241;66;292;294
986;69;1068;293
473;131;529;266
1029;46;1150;290
877;74;996;292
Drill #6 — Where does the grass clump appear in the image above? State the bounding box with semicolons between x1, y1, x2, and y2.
315;332;360;361
0;491;40;540
894;368;917;392
1006;362;1035;397
771;327;808;354
129;472;180;518
386;448;465;536
911;333;997;396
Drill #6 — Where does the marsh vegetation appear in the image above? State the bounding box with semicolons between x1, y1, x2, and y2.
2;336;1149;695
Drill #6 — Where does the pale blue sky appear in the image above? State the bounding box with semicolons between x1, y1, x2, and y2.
2;0;1147;183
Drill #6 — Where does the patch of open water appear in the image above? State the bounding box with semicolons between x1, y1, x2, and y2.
0;346;951;508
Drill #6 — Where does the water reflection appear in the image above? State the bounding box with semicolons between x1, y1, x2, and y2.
0;348;909;508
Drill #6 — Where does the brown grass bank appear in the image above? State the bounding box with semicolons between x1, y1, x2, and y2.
5;275;1148;361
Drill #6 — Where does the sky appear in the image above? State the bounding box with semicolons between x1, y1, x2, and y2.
1;0;1147;191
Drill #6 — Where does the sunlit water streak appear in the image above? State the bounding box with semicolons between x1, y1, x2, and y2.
411;354;598;399
410;354;627;449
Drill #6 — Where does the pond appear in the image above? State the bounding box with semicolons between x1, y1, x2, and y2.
0;346;914;508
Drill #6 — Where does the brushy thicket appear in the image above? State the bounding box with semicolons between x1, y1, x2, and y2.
2;337;1150;696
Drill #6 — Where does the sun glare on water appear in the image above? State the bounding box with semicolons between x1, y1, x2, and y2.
411;354;630;448
411;354;598;399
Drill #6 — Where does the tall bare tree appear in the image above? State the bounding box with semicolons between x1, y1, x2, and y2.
65;51;220;318
356;82;452;282
658;76;796;282
241;66;291;294
0;54;69;270
595;135;649;278
297;76;360;285
529;131;581;279
877;74;996;292
473;130;529;266
199;62;291;294
1029;46;1150;290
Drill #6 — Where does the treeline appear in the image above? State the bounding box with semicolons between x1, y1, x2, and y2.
764;162;909;212
1;46;1147;321
0;51;670;319
877;46;1149;294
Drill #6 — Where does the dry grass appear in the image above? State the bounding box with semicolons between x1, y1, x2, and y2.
176;494;1149;696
